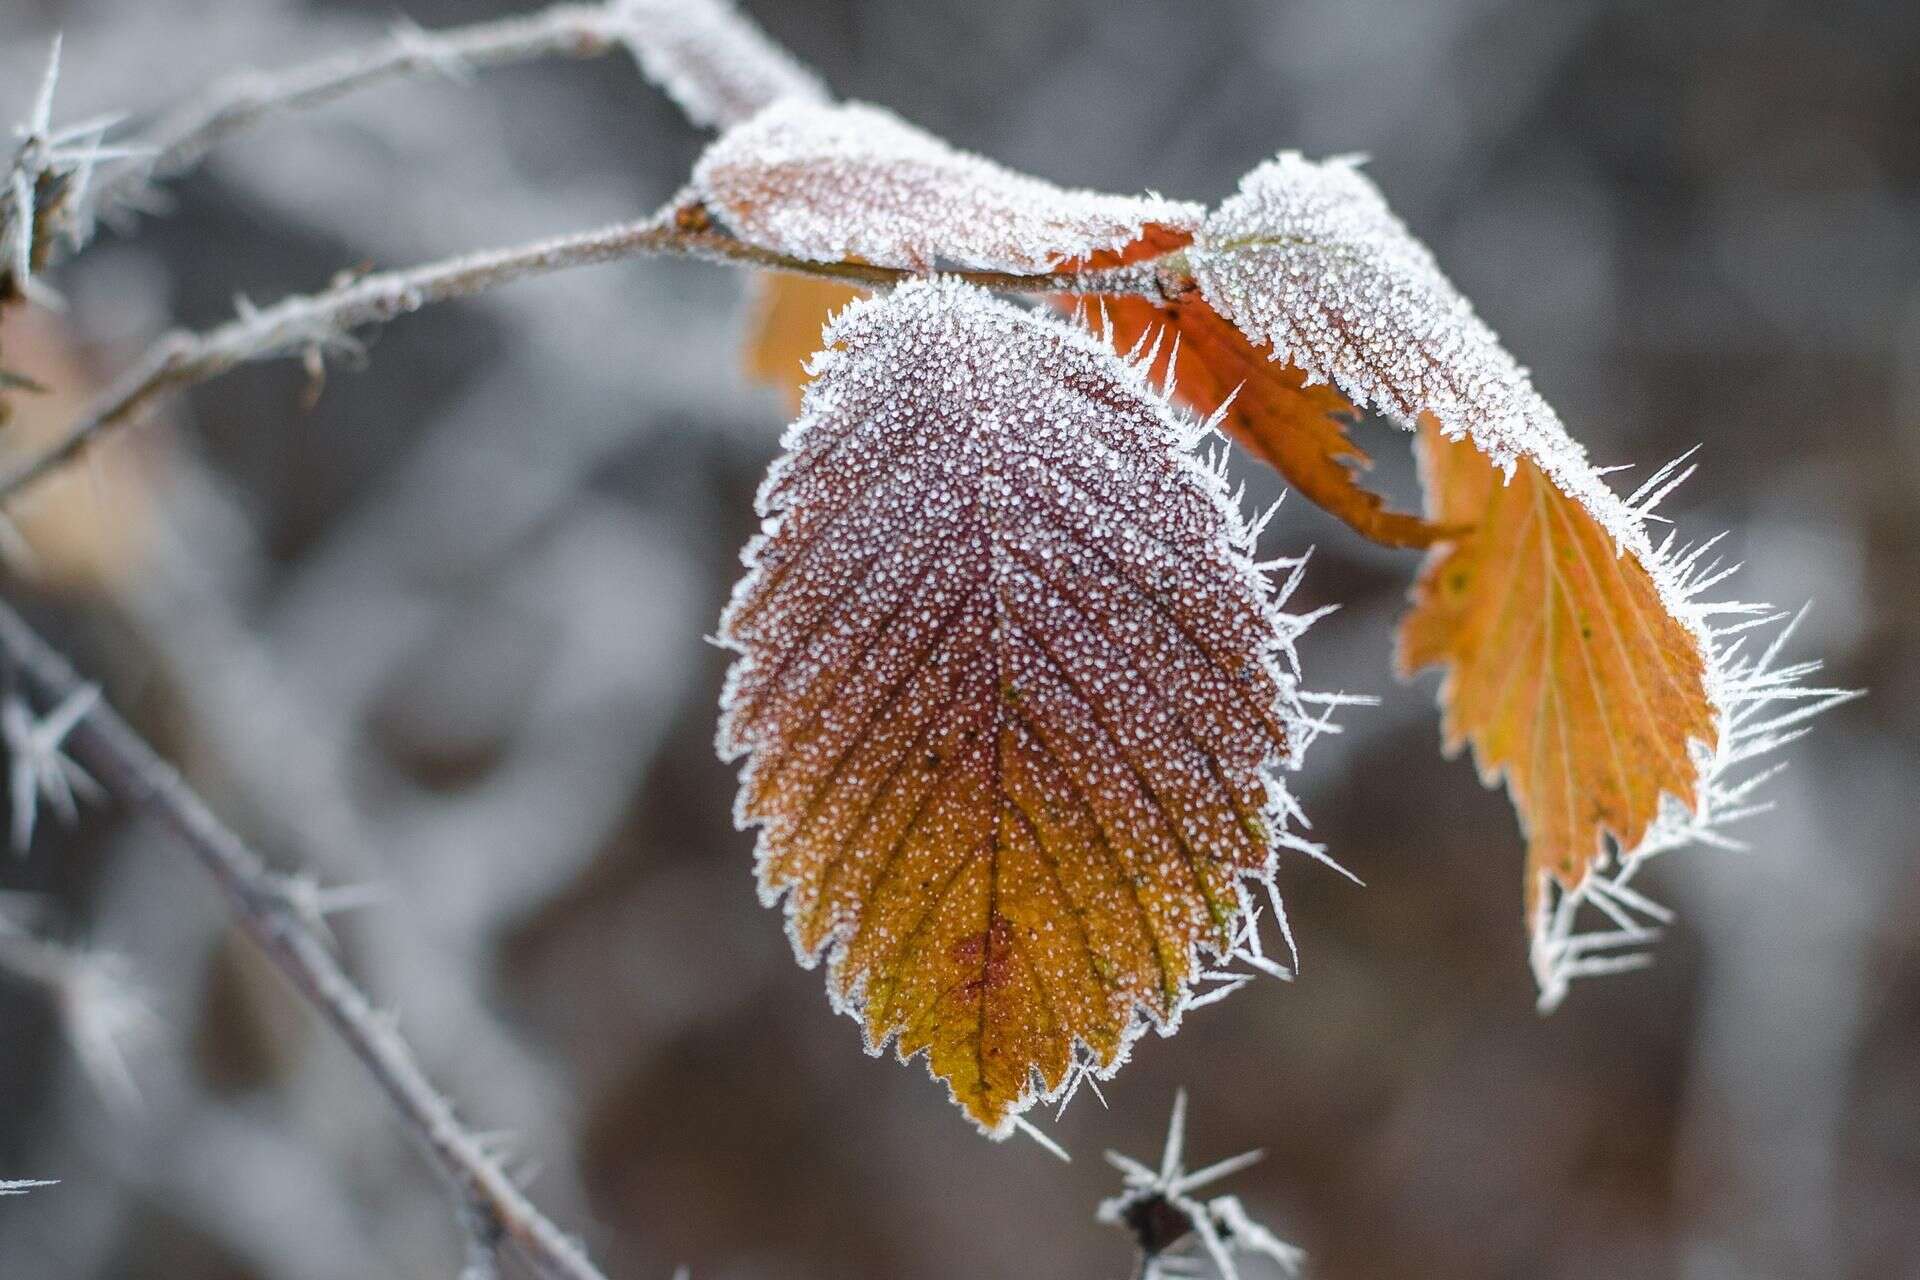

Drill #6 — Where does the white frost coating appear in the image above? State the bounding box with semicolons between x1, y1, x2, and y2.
717;279;1332;1134
614;0;829;130
694;99;1205;273
1194;154;1852;1005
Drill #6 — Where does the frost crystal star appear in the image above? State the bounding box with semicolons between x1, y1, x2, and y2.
1100;1089;1303;1279
4;685;103;851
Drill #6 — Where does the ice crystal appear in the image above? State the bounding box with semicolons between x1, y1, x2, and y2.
3;685;103;852
694;99;1204;273
717;279;1326;1133
0;1180;54;1196
1099;1089;1304;1279
1192;153;1852;1003
613;0;830;131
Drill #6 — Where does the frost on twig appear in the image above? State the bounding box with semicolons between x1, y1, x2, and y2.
695;98;1202;274
0;1180;56;1195
75;3;645;252
1099;1089;1304;1280
0;601;610;1280
1;35;148;307
613;0;829;130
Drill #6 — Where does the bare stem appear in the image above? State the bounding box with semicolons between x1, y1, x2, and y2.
0;599;608;1280
0;201;1179;504
85;2;636;235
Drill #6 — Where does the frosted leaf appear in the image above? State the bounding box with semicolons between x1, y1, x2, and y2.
694;99;1204;273
717;279;1318;1135
1191;152;1603;498
1192;153;1848;1003
614;0;830;131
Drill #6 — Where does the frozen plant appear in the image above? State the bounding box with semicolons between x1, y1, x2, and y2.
0;1;1857;1277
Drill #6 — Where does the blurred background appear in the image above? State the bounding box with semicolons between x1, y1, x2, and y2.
0;0;1912;1276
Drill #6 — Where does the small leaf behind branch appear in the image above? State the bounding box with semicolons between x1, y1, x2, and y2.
741;273;866;410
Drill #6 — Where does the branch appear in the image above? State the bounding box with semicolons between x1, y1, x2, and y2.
0;200;1182;504
0;599;608;1280
70;0;823;258
84;3;635;241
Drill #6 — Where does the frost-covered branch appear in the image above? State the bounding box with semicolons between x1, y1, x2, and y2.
83;3;633;240
7;0;822;297
0;200;1177;504
0;599;608;1280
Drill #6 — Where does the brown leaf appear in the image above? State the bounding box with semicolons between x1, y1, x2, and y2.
1084;295;1450;548
1399;419;1716;912
741;273;867;410
719;280;1309;1133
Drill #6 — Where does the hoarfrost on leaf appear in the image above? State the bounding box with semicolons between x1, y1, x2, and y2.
1187;152;1850;1002
694;99;1204;274
716;278;1328;1134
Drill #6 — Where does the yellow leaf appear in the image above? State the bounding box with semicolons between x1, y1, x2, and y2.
720;281;1310;1133
741;273;866;410
1399;419;1716;914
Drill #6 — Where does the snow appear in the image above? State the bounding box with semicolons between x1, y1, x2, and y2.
695;99;1204;273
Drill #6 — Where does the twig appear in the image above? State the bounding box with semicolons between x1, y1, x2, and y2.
0;599;608;1280
0;201;1180;504
83;3;637;238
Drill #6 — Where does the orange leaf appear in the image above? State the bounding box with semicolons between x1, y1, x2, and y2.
1186;151;1748;946
741;272;867;410
1399;419;1715;913
719;280;1311;1134
1086;295;1449;548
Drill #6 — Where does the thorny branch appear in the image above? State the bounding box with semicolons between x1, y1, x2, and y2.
83;3;638;232
0;599;608;1280
3;0;817;307
0;198;1185;504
